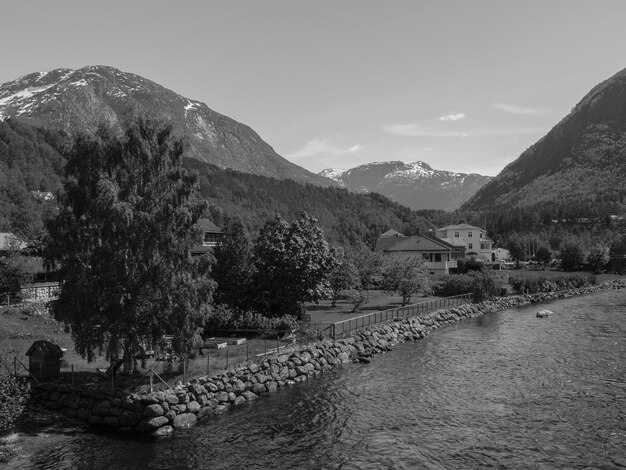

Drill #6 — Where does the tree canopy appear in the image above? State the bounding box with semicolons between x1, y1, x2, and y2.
253;213;338;318
46;119;213;368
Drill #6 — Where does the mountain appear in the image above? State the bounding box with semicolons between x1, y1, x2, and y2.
463;68;626;216
0;65;334;186
319;161;492;211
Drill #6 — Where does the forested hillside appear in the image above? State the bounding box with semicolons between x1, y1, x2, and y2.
0;119;455;246
0;120;66;239
463;68;626;220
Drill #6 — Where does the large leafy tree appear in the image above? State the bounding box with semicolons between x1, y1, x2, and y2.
327;248;359;307
212;217;255;309
560;241;585;271
253;213;338;318
46;119;213;368
381;256;430;305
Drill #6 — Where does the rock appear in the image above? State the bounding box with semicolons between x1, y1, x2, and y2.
139;416;169;432
143;404;165;417
234;396;246;406
152;425;174;437
242;391;258;400
266;381;278;393
186;401;201;413
536;309;552;318
102;416;119;428
172;413;197;429
253;383;266;394
197;406;215;420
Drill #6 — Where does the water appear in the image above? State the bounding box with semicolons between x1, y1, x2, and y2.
8;289;626;469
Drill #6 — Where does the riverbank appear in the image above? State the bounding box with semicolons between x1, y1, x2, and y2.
24;278;625;437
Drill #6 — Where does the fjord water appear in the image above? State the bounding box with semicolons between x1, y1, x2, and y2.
11;289;626;470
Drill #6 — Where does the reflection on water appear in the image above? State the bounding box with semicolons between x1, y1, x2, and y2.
8;289;626;469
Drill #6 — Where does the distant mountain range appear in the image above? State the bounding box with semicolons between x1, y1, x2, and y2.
464;68;626;215
0;65;333;187
320;161;492;211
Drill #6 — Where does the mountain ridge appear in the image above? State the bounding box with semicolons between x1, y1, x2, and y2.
0;65;334;187
463;67;626;215
320;160;492;211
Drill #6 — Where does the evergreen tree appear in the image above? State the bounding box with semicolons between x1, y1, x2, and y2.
212;217;255;309
45;119;213;369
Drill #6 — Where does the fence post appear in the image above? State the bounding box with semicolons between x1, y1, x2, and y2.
149;369;154;393
226;349;229;369
206;354;210;375
183;359;186;384
246;343;249;362
264;339;267;358
276;335;280;353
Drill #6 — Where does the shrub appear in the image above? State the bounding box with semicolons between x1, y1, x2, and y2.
205;305;299;333
433;271;500;302
0;358;30;432
509;274;597;294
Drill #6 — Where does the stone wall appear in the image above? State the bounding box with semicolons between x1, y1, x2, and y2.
30;279;625;436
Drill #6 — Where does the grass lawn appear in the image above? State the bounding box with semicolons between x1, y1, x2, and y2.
304;290;438;327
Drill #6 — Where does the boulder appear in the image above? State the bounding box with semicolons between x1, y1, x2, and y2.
152;425;174;437
172;413;198;429
143;404;165;417
536;309;552;318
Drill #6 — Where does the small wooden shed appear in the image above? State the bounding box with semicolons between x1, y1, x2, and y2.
25;340;63;381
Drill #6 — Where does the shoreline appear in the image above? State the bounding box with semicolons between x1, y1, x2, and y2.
23;279;626;437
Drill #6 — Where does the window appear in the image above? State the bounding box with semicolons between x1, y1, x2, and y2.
480;232;483;239
454;231;459;238
468;243;473;249
468;231;473;238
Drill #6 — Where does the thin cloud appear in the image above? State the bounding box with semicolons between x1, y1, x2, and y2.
382;123;545;137
439;113;465;121
492;102;550;116
287;138;362;159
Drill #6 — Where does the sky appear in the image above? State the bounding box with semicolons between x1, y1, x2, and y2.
2;1;626;176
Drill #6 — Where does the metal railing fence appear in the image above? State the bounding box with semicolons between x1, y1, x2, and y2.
323;293;473;339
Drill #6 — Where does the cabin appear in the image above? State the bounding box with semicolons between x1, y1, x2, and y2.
375;229;457;275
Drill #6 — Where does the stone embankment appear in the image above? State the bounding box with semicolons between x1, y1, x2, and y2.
30;279;625;436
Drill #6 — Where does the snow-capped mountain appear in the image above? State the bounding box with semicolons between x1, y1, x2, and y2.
320;161;492;211
0;65;334;186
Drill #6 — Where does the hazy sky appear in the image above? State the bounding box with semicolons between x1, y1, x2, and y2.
2;1;626;176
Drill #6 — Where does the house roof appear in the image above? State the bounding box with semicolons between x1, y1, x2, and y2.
197;218;222;233
379;229;406;238
377;233;453;253
437;224;484;231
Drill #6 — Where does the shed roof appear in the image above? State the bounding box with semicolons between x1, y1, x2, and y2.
26;340;64;357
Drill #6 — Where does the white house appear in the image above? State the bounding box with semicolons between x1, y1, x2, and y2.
433;224;497;262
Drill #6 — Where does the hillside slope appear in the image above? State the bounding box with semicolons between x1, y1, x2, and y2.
0;65;333;186
464;68;626;216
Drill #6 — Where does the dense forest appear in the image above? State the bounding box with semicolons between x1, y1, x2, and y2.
1;117;623;255
0;119;457;247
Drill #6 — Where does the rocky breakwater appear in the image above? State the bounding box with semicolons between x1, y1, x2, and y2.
30;279;624;436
